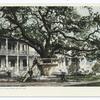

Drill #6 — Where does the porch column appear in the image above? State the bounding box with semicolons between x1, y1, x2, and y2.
6;38;8;69
16;41;19;74
27;45;29;70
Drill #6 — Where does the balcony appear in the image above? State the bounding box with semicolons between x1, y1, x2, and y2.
0;49;34;56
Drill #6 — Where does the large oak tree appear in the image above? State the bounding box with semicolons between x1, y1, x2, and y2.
0;6;100;75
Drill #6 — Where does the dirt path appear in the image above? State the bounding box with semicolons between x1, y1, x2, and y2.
0;80;100;87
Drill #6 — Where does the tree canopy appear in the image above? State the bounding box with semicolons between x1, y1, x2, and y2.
0;6;100;60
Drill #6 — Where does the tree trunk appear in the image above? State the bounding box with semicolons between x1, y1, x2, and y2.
36;50;54;76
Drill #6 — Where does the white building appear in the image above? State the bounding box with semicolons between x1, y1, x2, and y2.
0;37;36;77
51;54;96;75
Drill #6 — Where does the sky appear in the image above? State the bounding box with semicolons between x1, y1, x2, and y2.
76;6;100;16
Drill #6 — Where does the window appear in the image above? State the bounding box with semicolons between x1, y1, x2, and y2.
22;44;27;51
22;44;24;51
12;44;15;50
9;60;15;67
8;43;15;50
23;59;27;67
11;60;15;67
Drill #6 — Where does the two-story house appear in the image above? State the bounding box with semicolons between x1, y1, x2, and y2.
0;37;35;77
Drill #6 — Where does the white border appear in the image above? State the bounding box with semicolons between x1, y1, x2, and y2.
0;1;100;97
0;0;100;6
0;87;100;96
0;0;100;4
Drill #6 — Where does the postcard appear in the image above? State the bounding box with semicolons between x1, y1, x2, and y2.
0;0;99;97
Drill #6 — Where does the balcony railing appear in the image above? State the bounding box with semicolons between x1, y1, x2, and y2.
0;49;34;56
